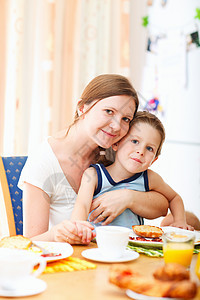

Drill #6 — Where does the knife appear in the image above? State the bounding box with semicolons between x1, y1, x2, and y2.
30;242;61;257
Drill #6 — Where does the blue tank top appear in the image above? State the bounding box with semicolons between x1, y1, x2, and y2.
89;163;149;229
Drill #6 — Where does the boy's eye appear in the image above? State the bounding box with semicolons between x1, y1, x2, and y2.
147;146;153;152
122;117;131;123
131;139;138;144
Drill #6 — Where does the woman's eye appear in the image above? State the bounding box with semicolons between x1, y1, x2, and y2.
147;146;153;152
105;109;113;115
122;117;131;123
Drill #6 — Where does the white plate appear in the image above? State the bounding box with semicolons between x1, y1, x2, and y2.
129;227;200;248
33;241;73;262
81;248;139;263
128;237;163;248
126;289;179;300
0;276;47;297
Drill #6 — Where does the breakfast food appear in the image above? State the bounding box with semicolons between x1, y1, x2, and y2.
153;263;190;281
129;236;162;242
132;225;164;238
0;235;32;250
109;263;197;299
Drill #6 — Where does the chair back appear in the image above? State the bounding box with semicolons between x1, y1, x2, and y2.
0;156;27;236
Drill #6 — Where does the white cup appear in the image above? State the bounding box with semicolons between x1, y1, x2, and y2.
96;226;131;259
0;248;46;290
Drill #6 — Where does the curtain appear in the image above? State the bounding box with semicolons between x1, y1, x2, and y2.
0;0;7;156
0;0;138;156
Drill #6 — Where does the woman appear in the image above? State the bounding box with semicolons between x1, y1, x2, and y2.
19;74;168;244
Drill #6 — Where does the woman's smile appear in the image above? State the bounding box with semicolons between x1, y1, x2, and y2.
101;129;117;138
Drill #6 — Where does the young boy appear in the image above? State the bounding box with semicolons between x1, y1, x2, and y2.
71;111;192;232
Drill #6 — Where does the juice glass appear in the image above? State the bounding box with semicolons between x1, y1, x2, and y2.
163;232;195;268
195;253;200;279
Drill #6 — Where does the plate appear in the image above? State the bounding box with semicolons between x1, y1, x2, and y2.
128;237;163;249
126;289;178;300
0;276;47;297
129;227;200;249
81;248;139;263
33;241;74;262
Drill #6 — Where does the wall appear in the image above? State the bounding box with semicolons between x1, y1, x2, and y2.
140;0;200;225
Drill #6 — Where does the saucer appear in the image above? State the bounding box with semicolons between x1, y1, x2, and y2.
126;289;177;300
81;248;139;263
0;276;47;297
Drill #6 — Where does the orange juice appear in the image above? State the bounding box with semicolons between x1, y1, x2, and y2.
162;231;195;268
195;253;200;279
163;243;193;267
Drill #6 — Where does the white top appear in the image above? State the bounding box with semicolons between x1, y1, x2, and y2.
18;139;77;229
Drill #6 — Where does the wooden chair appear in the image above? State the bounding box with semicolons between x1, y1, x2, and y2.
0;156;27;236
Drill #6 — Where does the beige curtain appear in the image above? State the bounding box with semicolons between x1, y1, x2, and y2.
0;0;135;156
0;0;8;155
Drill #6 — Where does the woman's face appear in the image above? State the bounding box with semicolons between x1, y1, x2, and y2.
82;95;136;148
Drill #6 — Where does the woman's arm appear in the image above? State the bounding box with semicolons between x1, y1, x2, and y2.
23;183;95;243
89;188;169;225
23;182;50;238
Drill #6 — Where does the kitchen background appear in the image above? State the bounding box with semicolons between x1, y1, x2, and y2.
0;0;199;225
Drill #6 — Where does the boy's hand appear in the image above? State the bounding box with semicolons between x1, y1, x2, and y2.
75;221;96;244
169;220;194;231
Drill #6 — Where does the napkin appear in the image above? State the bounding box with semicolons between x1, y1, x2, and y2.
42;256;96;274
127;242;200;258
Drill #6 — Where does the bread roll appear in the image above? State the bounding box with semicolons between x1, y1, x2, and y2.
132;225;163;238
0;235;32;250
109;264;197;299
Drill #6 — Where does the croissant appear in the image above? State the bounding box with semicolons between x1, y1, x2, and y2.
153;263;190;281
109;264;197;299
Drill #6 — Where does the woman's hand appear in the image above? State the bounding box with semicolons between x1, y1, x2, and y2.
50;220;95;244
89;189;169;225
89;190;129;225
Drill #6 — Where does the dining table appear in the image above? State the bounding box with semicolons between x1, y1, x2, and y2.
0;241;200;300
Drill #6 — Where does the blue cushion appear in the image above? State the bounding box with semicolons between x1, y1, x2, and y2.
2;156;27;235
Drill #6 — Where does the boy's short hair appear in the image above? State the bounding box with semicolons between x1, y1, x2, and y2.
130;111;165;157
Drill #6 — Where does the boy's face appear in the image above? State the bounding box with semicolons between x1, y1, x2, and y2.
114;122;161;174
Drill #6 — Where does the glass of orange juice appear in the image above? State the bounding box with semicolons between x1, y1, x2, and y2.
195;253;200;279
163;232;195;268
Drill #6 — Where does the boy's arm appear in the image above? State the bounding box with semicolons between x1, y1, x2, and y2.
148;169;191;230
70;167;97;221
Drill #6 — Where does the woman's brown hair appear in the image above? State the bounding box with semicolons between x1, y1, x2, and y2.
74;74;139;122
72;74;139;166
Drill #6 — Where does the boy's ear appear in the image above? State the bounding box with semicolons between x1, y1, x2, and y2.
112;143;118;151
150;156;158;165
